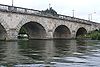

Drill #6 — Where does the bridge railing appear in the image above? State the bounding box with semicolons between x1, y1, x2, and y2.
0;4;97;25
57;14;91;25
0;4;41;14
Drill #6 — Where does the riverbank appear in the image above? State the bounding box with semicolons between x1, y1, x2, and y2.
79;30;100;40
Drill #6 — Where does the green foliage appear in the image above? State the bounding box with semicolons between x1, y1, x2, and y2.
83;29;100;40
19;27;26;34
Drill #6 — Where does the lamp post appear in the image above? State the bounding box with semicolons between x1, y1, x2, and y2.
88;14;92;21
12;0;13;6
49;3;51;9
72;9;75;17
88;12;96;21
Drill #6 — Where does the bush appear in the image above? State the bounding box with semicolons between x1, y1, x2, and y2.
86;30;100;40
79;30;100;40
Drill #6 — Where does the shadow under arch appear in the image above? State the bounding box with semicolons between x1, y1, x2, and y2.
0;23;7;40
18;21;47;39
53;25;71;39
76;27;87;37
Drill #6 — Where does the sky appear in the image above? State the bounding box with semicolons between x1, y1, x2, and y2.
0;0;100;23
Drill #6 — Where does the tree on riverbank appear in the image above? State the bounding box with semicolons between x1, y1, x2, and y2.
82;29;100;40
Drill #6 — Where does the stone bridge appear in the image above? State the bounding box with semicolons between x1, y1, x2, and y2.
0;4;99;40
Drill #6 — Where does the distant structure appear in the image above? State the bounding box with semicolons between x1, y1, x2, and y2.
42;7;58;16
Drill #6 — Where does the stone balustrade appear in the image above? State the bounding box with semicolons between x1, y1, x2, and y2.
0;4;98;25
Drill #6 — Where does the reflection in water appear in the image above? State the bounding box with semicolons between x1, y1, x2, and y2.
0;40;100;67
76;40;88;54
0;41;7;64
69;40;77;56
43;40;55;66
18;40;46;63
3;42;19;64
53;40;71;57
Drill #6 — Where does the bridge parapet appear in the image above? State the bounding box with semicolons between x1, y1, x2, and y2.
0;4;98;25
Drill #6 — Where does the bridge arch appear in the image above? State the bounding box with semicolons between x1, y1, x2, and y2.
53;25;71;39
18;21;47;39
76;27;87;37
0;17;9;40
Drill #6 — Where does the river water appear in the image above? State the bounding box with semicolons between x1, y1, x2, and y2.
0;40;100;67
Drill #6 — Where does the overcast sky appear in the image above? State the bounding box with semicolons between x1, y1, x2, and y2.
0;0;100;22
